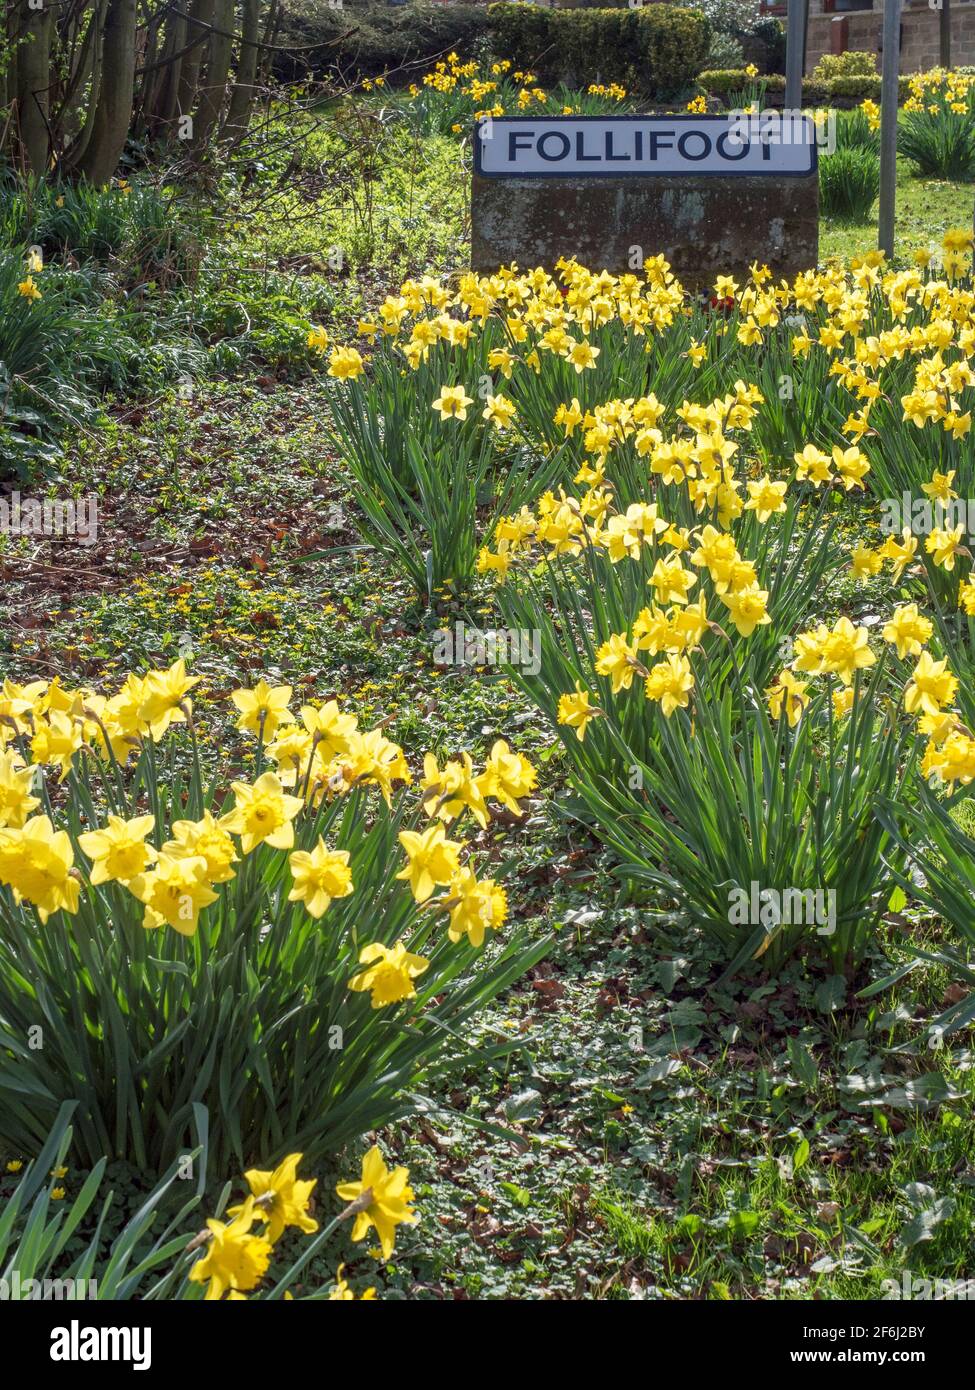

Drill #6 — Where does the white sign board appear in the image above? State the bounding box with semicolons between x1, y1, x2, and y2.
475;115;818;179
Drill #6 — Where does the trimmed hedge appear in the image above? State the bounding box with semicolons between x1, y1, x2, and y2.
698;69;784;96
698;68;910;106
487;3;712;99
826;75;886;101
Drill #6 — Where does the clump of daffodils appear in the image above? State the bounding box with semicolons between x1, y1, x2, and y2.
903;65;975;119
185;1147;414;1299
321;246;974;760
392;52;627;129
0;667;538;1013
466;378;787;728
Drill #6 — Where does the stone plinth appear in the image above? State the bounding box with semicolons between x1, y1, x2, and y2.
471;172;819;287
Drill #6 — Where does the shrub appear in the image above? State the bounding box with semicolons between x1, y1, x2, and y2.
699;69;837;109
0;669;549;1173
697;68;764;97
819;145;880;221
706;32;745;71
750;16;787;74
802;79;830;106
830;74;914;102
813;50;878;83
827;75;882;101
487;3;712;99
274;2;493;83
693;0;784;74
694;0;763;29
697;70;907;106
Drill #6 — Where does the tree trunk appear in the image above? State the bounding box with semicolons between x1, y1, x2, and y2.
223;0;261;142
133;1;164;135
16;0;54;175
192;0;234;148
147;10;187;138
176;0;215;127
63;2;105;171
258;0;279;85
77;0;137;185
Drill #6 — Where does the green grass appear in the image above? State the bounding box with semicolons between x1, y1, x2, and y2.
821;157;974;263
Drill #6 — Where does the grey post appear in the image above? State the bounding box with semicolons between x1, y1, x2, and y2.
940;0;951;71
878;0;902;259
785;0;809;112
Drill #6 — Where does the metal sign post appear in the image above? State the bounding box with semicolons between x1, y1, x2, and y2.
940;0;952;70
785;0;810;112
878;0;903;259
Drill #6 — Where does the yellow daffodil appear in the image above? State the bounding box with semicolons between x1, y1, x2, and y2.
644;653;694;717
188;1197;273;1300
819;617;876;686
228;1153;318;1244
231;680;294;740
482;393;517;428
475;739;537;815
222;772;304;854
721;582;771;637
851;543;882;581
0;815;80;922
444;867;507;947
348;940;430;1009
328;346;365;380
767;669;809;727
139;660;199;741
78;814;157;886
395;823;462;903
129;853;218;936
163;812;238;884
0;751;40;830
432;384;474;420
420;751;489;827
925;523;966;571
904;652;958;717
595;632;640;693
882;604;933;660
794;444;832;485
336;1146;417;1260
288;840;353;917
557;685;601;741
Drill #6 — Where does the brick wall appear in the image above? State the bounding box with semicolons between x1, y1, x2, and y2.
806;2;975;75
